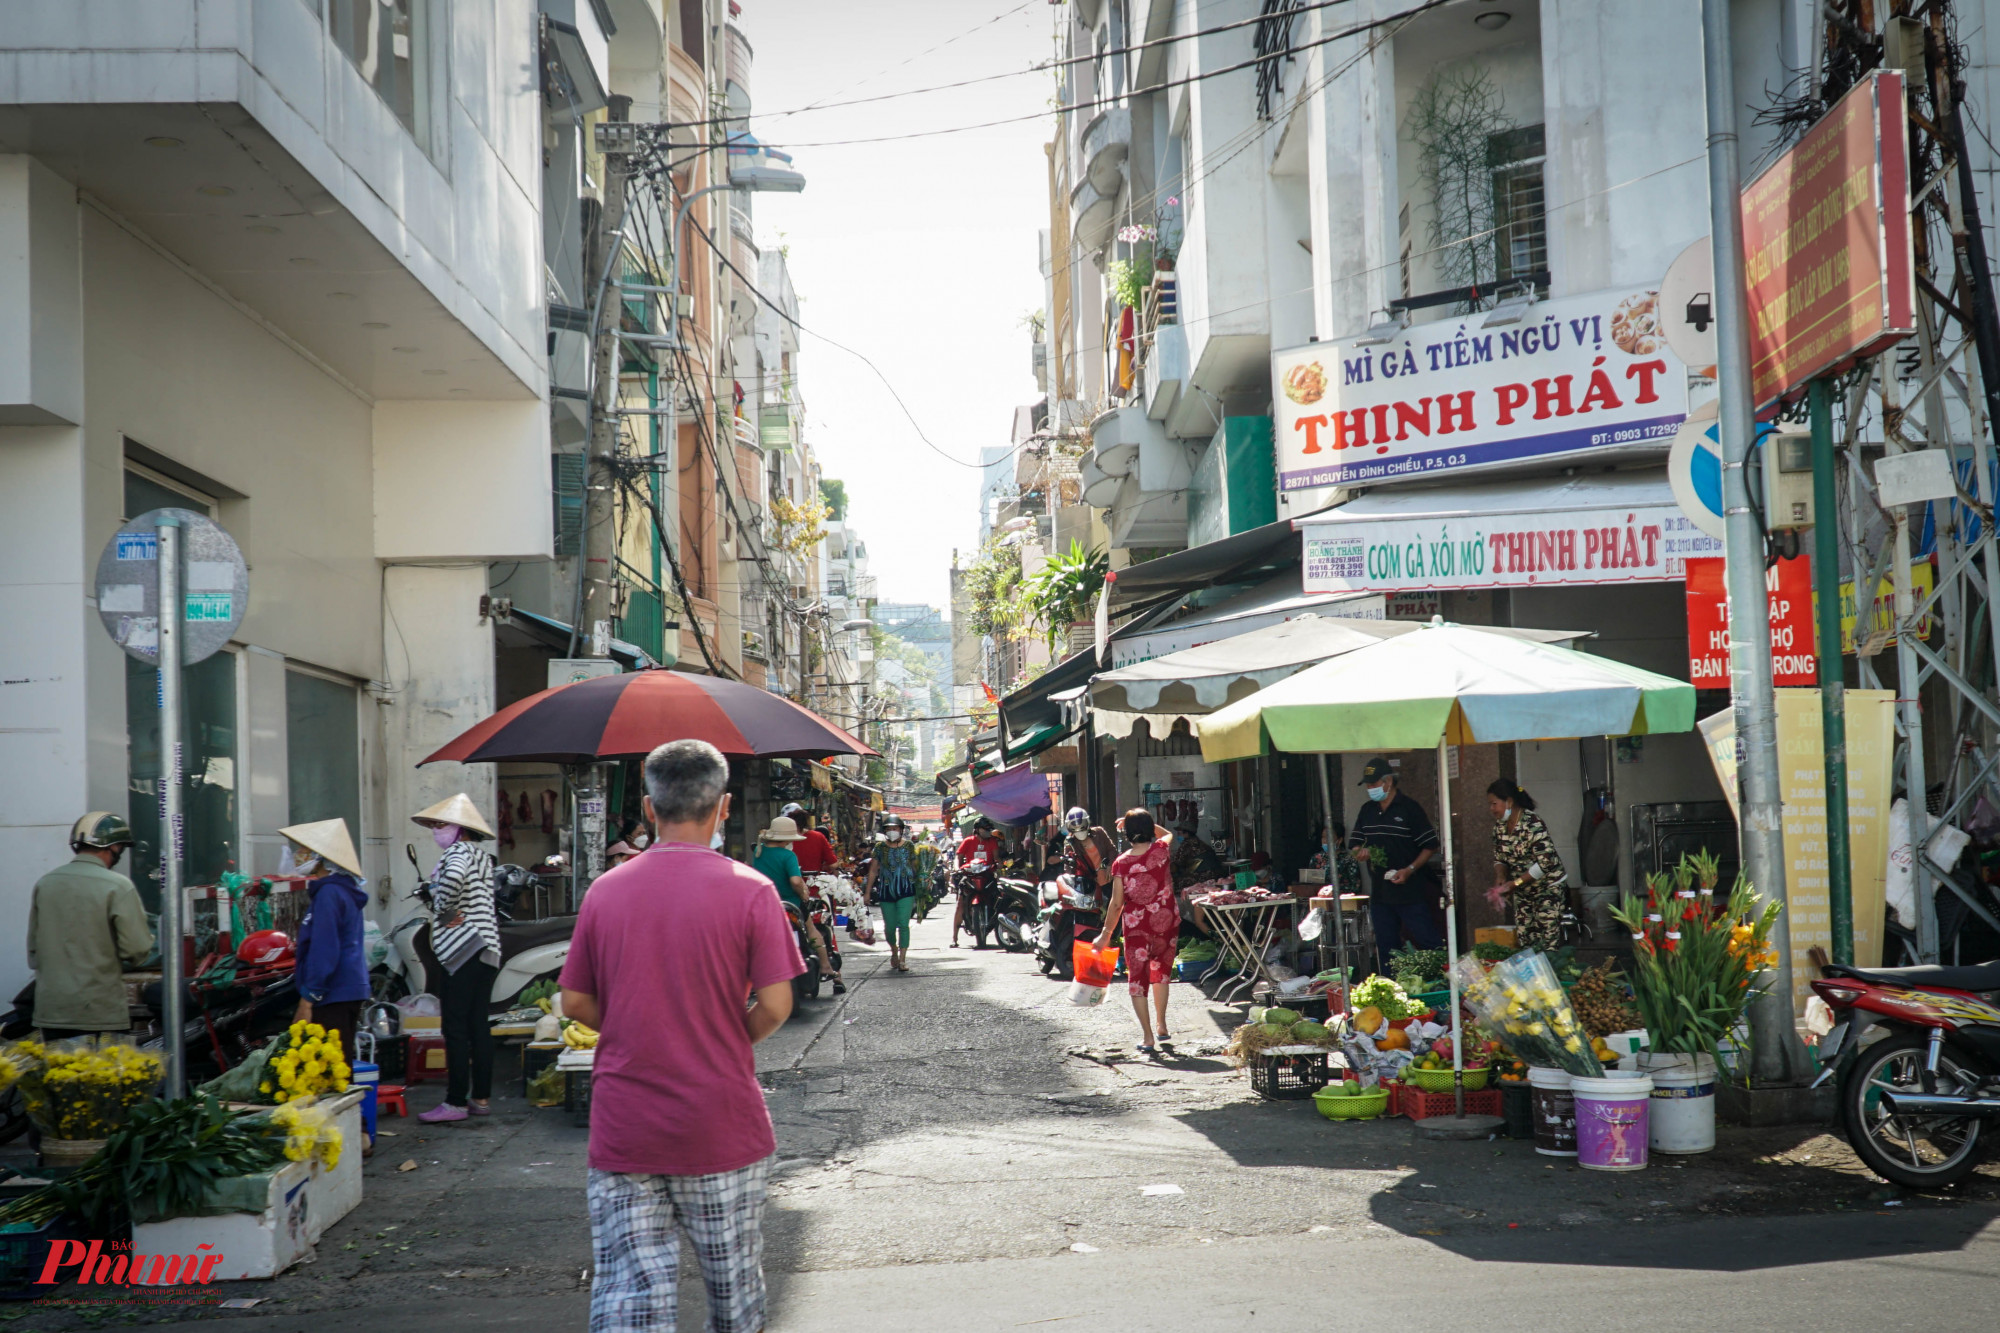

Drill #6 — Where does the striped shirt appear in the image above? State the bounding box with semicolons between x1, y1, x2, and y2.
430;841;500;972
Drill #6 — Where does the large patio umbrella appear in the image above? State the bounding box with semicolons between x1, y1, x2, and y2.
1195;622;1696;1130
421;668;877;765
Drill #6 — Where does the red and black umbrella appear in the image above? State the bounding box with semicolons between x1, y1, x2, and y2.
421;668;876;766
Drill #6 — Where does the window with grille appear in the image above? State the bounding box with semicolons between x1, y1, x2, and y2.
553;452;586;557
1488;124;1547;287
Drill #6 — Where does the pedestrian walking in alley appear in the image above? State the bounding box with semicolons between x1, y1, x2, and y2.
281;818;370;1067
27;812;152;1040
864;815;922;972
413;793;500;1125
1347;757;1446;972
752;815;844;994
1096;809;1178;1055
561;739;804;1333
1487;778;1571;951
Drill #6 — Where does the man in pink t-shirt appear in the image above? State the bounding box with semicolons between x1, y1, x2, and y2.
561;739;803;1333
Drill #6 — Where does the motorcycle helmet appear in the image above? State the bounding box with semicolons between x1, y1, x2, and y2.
237;929;295;969
1064;806;1091;830
781;802;808;819
71;811;133;851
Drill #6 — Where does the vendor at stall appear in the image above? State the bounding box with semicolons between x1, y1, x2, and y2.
1487;778;1570;950
280;817;370;1067
1347;756;1445;970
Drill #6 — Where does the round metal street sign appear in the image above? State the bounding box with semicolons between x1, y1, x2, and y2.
94;508;249;666
1667;402;1726;542
1659;238;1718;371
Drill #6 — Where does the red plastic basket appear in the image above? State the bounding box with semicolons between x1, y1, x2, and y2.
1394;1084;1503;1121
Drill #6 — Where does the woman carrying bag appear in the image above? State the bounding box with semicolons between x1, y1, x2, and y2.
1486;778;1570;952
413;793;500;1124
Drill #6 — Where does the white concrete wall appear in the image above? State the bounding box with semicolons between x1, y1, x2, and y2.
0;0;545;392
1176;0;1268;357
0;155;81;425
0;422;92;1001
374;400;552;561
380;564;499;891
83;206;382;682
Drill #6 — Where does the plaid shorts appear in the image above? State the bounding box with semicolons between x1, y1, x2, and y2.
587;1159;772;1333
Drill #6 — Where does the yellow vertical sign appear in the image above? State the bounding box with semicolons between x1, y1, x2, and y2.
1698;689;1896;1012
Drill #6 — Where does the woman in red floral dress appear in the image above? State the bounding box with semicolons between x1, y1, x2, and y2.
1096;808;1178;1055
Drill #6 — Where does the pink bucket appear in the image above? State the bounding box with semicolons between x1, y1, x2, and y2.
1572;1072;1653;1172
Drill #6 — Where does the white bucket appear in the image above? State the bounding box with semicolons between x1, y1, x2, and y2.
1527;1066;1577;1157
1067;980;1109;1007
1572;1071;1654;1172
1637;1052;1717;1154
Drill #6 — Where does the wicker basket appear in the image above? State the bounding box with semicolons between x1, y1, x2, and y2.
1313;1086;1390;1120
1404;1063;1492;1093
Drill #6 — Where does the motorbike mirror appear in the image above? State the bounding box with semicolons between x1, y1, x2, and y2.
405;844;422;872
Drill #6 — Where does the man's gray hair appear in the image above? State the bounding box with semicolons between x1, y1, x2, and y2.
643;740;729;825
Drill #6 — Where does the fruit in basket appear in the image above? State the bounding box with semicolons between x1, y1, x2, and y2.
1290;1020;1333;1047
1378;1027;1410;1051
1261;1008;1301;1028
1355;1005;1383;1034
1340;1079;1362;1095
1569;960;1644;1037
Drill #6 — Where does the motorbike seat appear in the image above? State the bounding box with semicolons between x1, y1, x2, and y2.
497;915;577;959
1823;960;2000;991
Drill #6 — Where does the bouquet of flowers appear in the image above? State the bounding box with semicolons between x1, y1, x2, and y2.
9;1036;163;1141
261;1096;344;1169
260;1022;351;1104
1453;950;1602;1078
1612;854;1782;1060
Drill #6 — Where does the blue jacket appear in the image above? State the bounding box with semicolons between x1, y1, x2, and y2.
295;872;371;1004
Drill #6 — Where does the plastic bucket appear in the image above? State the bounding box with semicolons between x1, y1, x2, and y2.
1637;1053;1717;1155
1573;1071;1653;1171
1067;980;1109;1007
352;1061;380;1141
1527;1066;1577;1157
1500;1080;1535;1140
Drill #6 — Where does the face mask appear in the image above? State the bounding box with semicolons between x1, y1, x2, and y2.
1367;786;1387;803
294;856;323;877
710;828;725;850
888;830;904;842
431;825;461;850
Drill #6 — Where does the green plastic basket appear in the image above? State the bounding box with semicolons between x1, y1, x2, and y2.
1404;1063;1491;1093
1313;1086;1390;1121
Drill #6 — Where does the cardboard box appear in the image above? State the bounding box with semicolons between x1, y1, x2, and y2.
1473;927;1518;948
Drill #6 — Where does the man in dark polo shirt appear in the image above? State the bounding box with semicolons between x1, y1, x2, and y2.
1347;756;1445;971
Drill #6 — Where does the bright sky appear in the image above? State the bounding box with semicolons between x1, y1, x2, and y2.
740;0;1052;612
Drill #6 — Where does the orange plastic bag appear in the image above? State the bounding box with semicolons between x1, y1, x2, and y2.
1072;940;1120;988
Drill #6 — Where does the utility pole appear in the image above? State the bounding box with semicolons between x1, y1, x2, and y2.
578;94;635;891
1701;0;1810;1083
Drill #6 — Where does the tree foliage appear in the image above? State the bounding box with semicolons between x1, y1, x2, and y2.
1019;541;1109;647
960;539;1025;639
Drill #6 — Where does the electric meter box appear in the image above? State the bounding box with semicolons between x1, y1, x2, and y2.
1762;427;1815;529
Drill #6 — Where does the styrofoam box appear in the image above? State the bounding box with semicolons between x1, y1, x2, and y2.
131;1091;365;1283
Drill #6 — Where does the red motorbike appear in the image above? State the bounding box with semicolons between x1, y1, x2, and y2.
1812;956;2000;1188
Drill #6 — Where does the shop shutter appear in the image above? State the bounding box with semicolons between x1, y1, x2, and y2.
553;452;586;556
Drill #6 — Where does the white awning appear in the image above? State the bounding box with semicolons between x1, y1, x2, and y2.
1089;614;1585;738
1108;572;1384;668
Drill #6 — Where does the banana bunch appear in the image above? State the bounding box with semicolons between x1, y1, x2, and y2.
561;1022;598;1050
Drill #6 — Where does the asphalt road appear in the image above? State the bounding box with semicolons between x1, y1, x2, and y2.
17;903;2000;1330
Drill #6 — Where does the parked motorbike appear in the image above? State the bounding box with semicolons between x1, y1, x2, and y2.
1034;872;1105;979
993;875;1038;953
1812;955;2000;1188
378;847;573;1013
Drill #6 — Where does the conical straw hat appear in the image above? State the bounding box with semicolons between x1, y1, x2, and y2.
277;818;363;877
410;792;496;840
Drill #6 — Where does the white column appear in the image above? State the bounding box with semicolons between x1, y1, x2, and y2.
380;564;498;891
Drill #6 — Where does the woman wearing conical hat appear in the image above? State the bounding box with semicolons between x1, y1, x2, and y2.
410;794;499;1124
278;818;369;1070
